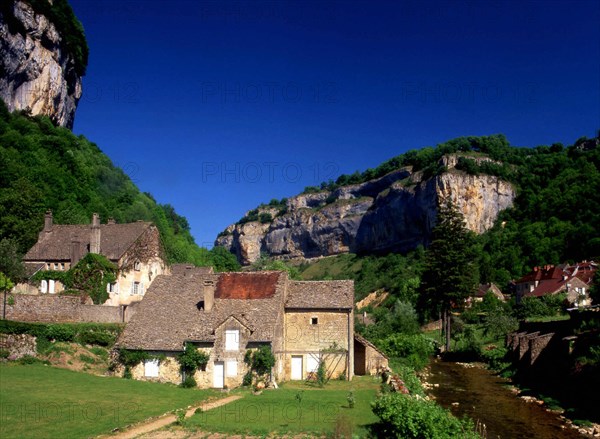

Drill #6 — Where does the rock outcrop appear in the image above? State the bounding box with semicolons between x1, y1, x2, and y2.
215;156;516;265
0;0;83;128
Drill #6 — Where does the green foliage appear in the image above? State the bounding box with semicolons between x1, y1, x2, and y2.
245;345;275;376
0;102;214;268
378;334;435;370
0;272;14;293
316;360;327;387
208;246;241;272
118;349;150;368
483;312;518;341
180;375;197;389
45;323;76;342
177;343;209;372
250;255;300;279
76;329;116;346
347;391;355;408
371;393;480;439
79;354;95;364
242;370;253;386
480;345;510;371
0;239;25;282
516;294;567;320
0;349;9;359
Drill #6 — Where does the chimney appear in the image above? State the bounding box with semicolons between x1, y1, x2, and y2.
107;217;116;225
203;279;215;312
71;240;81;265
90;213;101;254
44;210;53;233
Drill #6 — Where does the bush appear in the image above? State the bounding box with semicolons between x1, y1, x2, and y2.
242;370;253;386
45;324;76;342
371;393;480;438
177;343;209;372
180;375;197;388
480;345;510;371
378;334;435;370
77;329;115;346
0;349;9;359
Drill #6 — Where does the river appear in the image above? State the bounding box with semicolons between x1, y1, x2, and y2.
427;359;583;439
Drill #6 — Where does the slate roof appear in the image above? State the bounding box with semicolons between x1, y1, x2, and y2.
118;271;355;352
286;280;354;309
118;271;287;351
24;221;152;262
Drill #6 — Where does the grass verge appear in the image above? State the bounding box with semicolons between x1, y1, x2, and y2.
0;363;216;438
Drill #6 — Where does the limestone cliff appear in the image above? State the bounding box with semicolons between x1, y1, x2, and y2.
0;0;85;128
215;157;516;265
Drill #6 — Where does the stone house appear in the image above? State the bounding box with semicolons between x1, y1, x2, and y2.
514;261;597;307
21;211;167;305
353;333;388;376
466;283;505;307
116;270;354;388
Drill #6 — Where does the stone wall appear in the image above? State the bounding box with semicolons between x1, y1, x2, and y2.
0;293;137;323
0;333;36;360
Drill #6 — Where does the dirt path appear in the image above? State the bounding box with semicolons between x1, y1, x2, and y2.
105;395;243;439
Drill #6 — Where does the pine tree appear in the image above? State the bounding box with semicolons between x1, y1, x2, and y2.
421;199;479;351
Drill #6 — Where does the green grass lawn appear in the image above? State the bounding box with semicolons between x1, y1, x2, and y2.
185;376;381;437
0;363;217;439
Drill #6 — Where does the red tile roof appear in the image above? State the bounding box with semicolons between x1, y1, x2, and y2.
215;272;282;299
517;261;597;298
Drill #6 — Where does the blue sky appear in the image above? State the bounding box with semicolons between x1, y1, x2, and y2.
68;0;600;247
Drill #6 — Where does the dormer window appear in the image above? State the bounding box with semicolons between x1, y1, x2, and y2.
225;330;239;351
134;260;141;271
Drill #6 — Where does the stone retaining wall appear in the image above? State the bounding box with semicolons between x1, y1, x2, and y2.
0;294;138;323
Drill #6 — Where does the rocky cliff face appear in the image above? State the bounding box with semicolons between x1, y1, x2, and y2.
0;1;83;128
215;157;516;265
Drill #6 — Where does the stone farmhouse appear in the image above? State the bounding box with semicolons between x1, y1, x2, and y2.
466;283;505;307
117;270;355;388
21;211;167;305
514;261;597;307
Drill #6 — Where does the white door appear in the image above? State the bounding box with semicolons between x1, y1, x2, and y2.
291;355;303;380
49;280;55;294
213;361;224;388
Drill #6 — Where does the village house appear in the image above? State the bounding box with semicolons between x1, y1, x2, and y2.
514;261;597;307
116;270;355;388
20;211;167;305
466;283;505;307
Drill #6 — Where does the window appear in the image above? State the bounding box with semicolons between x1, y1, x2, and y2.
134;260;141;271
53;263;58;270
144;359;159;377
225;330;239;351
132;282;143;295
311;317;318;325
226;360;238;377
107;283;119;294
60;263;65;271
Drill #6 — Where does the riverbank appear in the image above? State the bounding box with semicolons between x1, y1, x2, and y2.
421;359;597;438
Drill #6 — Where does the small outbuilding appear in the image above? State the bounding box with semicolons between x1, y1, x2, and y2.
353;333;388;376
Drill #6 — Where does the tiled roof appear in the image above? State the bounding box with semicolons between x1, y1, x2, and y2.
286;280;354;309
216;272;281;299
24;222;152;262
518;261;597;298
171;264;214;276
117;271;354;351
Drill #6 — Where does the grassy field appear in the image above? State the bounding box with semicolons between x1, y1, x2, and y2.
184;376;381;437
0;363;217;439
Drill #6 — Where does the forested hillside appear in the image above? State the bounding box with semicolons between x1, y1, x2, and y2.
266;134;600;288
0;101;238;278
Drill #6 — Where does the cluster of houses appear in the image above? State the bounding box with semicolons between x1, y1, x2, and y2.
12;212;597;388
14;212;389;388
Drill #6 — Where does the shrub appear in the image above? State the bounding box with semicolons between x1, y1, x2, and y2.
242;370;253;386
0;349;9;359
17;355;48;365
45;324;76;342
244;345;275;377
79;354;95;364
177;343;209;372
378;334;435;370
480;345;510;371
180;375;197;388
371;393;480;438
316;360;327;387
77;329;115;346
